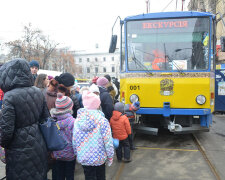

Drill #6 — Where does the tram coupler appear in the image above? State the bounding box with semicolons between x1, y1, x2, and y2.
165;117;182;132
168;121;182;132
163;103;183;132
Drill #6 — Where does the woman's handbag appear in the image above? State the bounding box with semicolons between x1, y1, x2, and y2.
39;117;67;151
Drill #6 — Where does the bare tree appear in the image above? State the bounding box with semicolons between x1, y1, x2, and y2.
5;23;82;73
39;35;58;69
5;23;58;69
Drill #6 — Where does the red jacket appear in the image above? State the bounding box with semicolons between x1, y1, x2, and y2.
110;111;131;140
0;89;4;101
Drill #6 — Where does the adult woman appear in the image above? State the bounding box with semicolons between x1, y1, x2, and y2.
0;59;49;180
55;73;80;118
44;79;58;111
34;73;49;92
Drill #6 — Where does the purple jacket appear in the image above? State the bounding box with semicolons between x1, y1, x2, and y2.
50;109;76;161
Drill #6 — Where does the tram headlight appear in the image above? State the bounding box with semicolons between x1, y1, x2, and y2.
196;95;206;105
130;94;139;103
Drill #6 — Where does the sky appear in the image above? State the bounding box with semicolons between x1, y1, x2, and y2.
0;0;190;52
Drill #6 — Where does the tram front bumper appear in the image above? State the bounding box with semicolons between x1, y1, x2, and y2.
136;107;212;128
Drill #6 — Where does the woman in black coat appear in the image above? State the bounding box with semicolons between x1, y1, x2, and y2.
55;73;80;118
0;59;49;180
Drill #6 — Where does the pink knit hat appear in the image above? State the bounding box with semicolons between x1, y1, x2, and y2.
82;91;101;110
55;93;73;112
96;77;109;87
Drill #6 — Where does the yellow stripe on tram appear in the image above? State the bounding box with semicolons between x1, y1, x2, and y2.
137;146;199;152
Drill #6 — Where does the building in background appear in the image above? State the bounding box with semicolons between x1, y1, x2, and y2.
188;0;225;64
74;49;120;79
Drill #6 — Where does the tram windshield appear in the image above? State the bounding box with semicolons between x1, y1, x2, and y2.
127;17;210;71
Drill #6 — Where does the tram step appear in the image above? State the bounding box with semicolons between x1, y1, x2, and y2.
133;125;158;135
173;125;209;134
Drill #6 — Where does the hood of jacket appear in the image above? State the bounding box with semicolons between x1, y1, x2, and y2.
98;86;108;94
76;108;104;132
111;110;122;121
46;89;57;97
50;108;74;130
0;59;34;93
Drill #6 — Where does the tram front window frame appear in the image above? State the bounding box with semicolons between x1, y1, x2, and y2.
126;17;210;72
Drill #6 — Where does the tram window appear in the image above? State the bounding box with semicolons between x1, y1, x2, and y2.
127;17;210;71
211;19;216;70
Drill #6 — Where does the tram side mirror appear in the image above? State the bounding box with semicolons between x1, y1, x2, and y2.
109;35;117;53
220;36;225;52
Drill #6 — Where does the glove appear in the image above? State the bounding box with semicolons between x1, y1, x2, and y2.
106;157;113;166
132;101;140;111
134;101;140;107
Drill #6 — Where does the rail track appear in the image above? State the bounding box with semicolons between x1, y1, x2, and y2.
192;134;221;180
113;132;221;180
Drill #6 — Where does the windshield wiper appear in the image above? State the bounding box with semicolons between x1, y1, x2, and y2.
131;48;153;76
166;55;184;74
133;47;184;74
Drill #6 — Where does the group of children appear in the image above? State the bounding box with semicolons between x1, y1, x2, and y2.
50;89;140;179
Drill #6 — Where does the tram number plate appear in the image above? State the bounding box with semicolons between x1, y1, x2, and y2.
163;91;170;96
129;85;140;90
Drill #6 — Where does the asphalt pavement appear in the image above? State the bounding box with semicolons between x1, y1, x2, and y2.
0;114;224;180
194;114;225;180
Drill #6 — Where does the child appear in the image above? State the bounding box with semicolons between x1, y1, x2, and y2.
110;102;132;162
50;93;76;180
124;101;140;150
73;91;114;180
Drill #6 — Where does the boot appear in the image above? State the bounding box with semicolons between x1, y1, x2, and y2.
123;158;132;163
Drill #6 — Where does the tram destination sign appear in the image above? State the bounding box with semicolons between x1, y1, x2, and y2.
143;21;188;29
127;18;209;34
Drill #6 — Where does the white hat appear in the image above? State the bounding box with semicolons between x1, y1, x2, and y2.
89;84;100;94
80;86;89;95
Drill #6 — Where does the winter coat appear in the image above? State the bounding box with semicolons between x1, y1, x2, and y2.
124;102;140;119
44;89;57;110
106;82;116;101
110;111;131;140
114;80;120;101
50;109;76;161
70;94;80;118
73;108;114;166
124;104;136;119
75;91;83;108
98;86;114;120
0;59;49;180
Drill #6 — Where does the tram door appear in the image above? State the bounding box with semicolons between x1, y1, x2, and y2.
215;69;225;112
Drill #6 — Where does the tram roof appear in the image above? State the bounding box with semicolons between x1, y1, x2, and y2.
124;11;215;21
